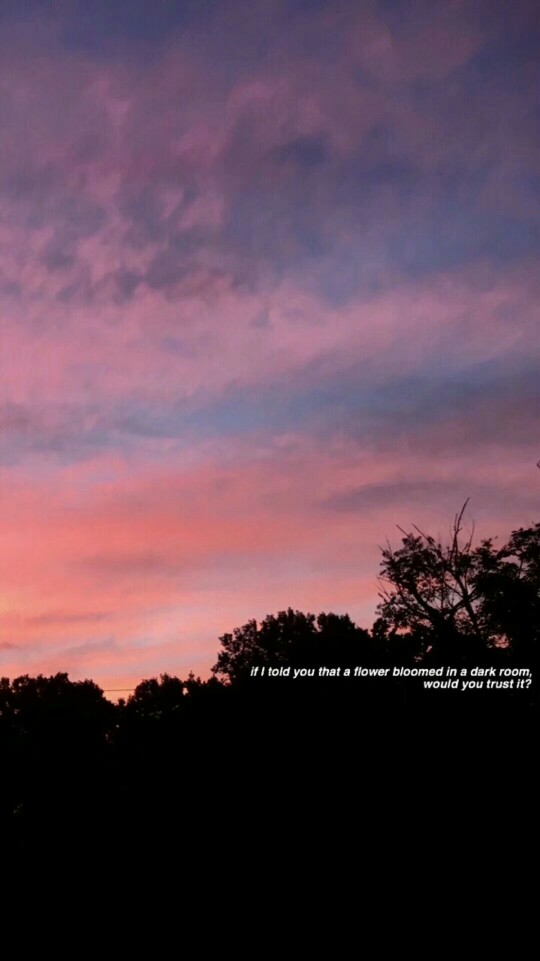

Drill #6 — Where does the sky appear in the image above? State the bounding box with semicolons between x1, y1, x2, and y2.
0;0;539;693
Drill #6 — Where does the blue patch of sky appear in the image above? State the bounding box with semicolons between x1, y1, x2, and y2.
108;357;540;444
2;354;538;467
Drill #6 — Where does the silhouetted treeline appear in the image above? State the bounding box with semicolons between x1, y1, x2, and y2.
1;511;537;856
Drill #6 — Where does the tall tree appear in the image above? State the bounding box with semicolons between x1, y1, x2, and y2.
376;503;539;664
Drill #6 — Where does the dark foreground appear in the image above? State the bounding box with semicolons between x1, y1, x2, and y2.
1;669;536;864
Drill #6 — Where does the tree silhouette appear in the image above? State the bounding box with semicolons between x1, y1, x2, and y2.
376;502;486;662
0;673;115;853
474;522;540;664
212;607;372;684
376;503;539;666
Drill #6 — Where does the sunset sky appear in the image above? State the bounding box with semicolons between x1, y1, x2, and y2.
1;0;538;692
